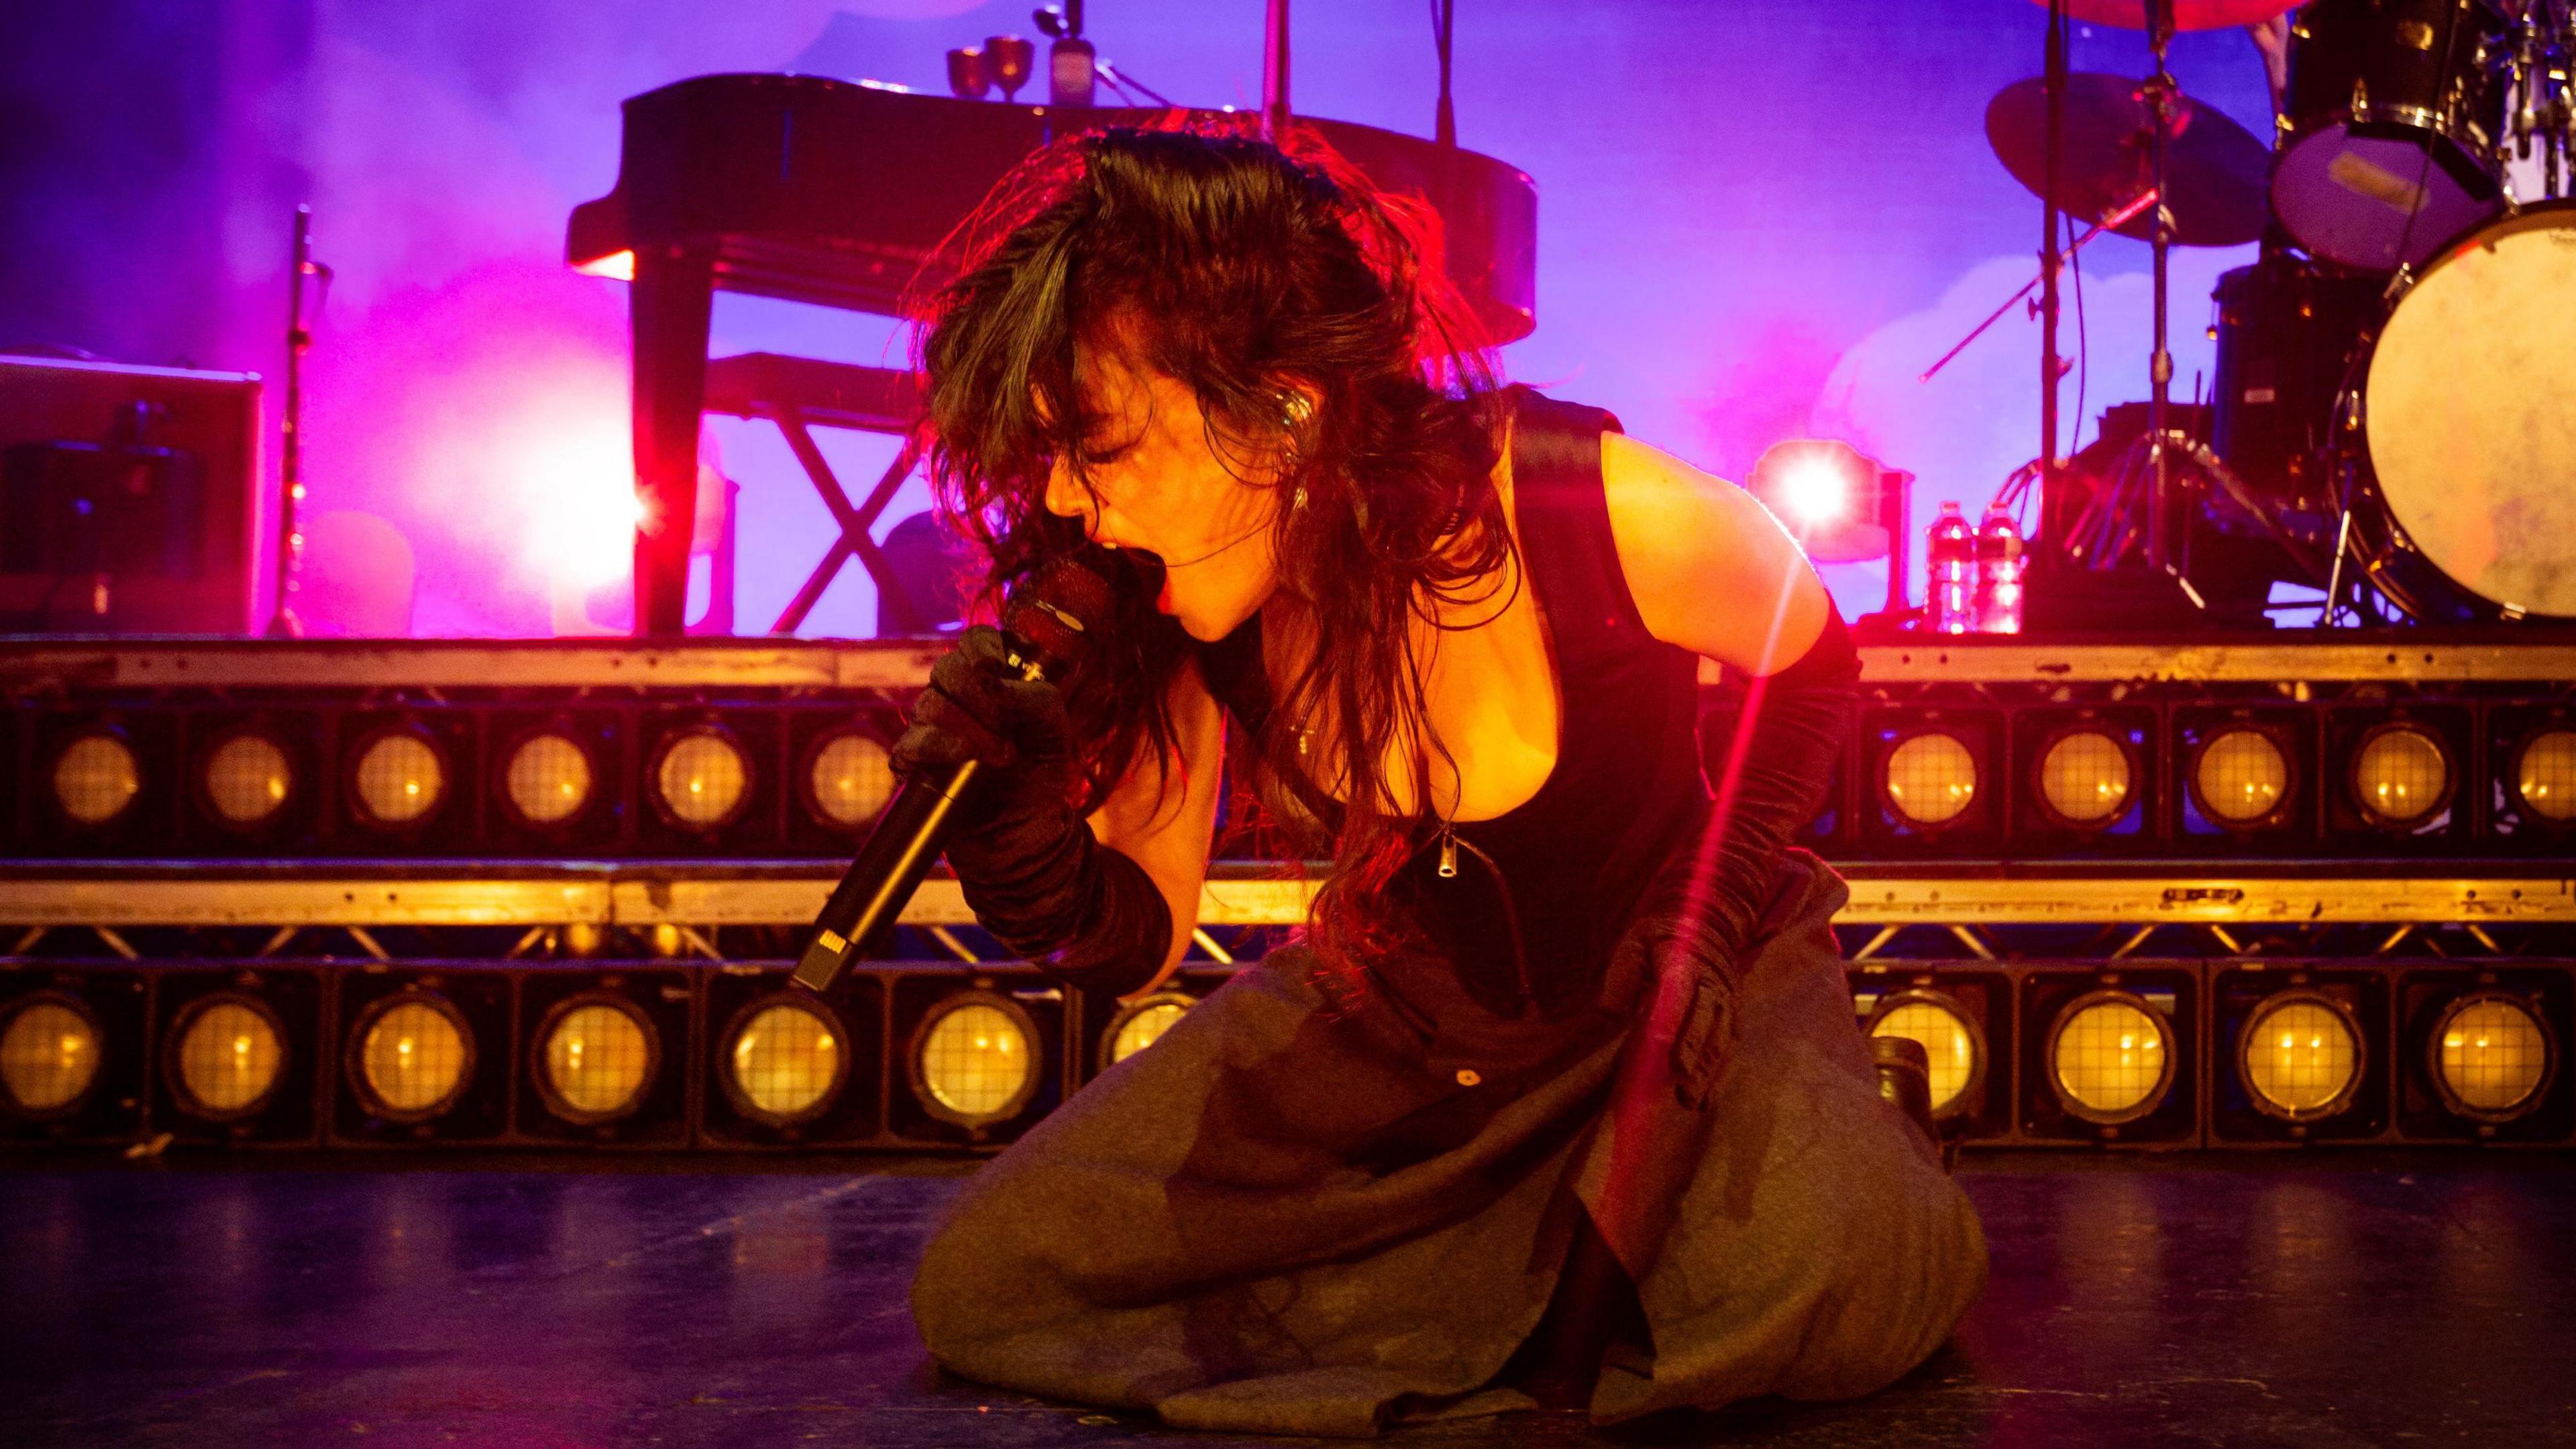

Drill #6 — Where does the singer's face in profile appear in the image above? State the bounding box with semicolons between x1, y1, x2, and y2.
1042;341;1287;643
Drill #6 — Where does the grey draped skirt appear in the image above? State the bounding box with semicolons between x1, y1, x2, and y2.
910;850;1988;1436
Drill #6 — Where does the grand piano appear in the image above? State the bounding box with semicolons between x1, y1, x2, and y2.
568;73;1538;637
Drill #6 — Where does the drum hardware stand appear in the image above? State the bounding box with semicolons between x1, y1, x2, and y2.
2143;0;2180;576
270;204;332;641
2324;388;2369;628
2323;504;2357;626
1260;0;1290;140
2164;430;2337;586
2503;0;2574;198
2041;0;2071;492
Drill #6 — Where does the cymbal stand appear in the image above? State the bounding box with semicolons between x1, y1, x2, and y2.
2143;0;2178;575
1261;0;1290;140
2040;0;2069;498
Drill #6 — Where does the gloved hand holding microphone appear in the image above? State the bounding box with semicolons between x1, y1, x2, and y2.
794;555;1171;999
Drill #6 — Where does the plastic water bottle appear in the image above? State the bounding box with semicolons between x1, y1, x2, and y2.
1049;36;1096;107
1928;502;1976;634
1976;504;2026;635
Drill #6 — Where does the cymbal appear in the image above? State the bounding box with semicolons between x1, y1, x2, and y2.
2029;0;2294;32
1986;73;2270;246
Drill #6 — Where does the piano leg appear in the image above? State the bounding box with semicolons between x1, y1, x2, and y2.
629;245;714;639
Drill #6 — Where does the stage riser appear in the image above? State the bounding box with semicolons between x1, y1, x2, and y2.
1721;686;2576;864
3;957;2564;1153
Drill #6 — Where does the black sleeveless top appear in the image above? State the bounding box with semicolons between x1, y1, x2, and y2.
1199;386;1711;1018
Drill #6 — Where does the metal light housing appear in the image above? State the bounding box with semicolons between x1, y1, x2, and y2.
2045;989;2176;1126
2237;989;2365;1122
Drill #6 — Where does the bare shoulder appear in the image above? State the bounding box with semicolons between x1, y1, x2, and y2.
1597;431;1831;675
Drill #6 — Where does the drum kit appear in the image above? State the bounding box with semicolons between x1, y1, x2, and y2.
1984;0;2576;626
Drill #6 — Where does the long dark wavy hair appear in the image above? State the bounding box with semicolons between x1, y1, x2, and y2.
916;121;1514;991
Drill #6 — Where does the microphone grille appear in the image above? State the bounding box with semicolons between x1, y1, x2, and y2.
1002;555;1116;673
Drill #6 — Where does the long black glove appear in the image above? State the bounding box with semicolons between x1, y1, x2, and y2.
1701;602;1860;947
892;625;1173;998
1664;599;1862;1094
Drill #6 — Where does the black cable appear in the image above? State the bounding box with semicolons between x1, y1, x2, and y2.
2068;206;2088;462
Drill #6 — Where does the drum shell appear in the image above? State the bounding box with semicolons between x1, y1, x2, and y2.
2347;483;2499;623
2210;259;2385;521
2275;0;2507;271
2282;0;2503;140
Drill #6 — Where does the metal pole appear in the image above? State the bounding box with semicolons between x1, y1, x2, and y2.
2041;0;2067;490
2145;0;2177;573
270;205;315;639
1262;0;1289;140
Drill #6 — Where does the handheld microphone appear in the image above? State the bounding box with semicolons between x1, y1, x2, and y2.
790;556;1114;994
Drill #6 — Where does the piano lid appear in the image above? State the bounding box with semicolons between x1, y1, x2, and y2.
567;73;1537;344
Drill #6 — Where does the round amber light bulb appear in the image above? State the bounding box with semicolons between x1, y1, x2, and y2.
54;735;141;826
1885;733;1978;827
2515;730;2576;823
542;1002;653;1119
2241;996;2360;1119
2353;726;2448;828
2052;997;2170;1120
2039;730;2132;826
0;1001;103;1114
175;999;283;1116
729;1000;842;1120
809;732;896;829
657;731;749;828
2196;729;2288;826
1870;997;1979;1116
203;735;292;827
360;999;470;1116
354;733;446;827
918;1002;1032;1122
506;733;594;826
1108;1000;1191;1067
2434;996;2551;1118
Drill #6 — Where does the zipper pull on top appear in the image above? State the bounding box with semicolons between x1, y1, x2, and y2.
1437;820;1458;878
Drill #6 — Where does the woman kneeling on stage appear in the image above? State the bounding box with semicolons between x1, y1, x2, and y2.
898;125;1987;1436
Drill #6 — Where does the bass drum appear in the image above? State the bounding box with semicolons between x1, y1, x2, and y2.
2355;199;2576;621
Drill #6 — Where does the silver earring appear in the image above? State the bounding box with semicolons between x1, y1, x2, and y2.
1290;483;1308;511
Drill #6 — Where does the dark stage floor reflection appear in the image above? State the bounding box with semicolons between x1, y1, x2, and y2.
3;1150;2571;1447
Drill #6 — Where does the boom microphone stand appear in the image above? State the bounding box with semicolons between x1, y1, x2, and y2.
269;205;331;639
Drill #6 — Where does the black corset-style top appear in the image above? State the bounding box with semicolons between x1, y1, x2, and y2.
1199;385;1712;1018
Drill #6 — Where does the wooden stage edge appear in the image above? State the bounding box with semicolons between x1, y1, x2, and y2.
0;868;2567;928
6;634;2576;689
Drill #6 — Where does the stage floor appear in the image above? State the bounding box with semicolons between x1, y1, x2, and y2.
3;1151;2569;1447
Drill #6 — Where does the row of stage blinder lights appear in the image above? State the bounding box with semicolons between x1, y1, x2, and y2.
14;702;2576;855
1825;708;2576;847
0;959;1212;1150
14;712;902;848
1;957;2567;1150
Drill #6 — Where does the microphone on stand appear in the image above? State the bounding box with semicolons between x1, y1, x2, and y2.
790;555;1116;994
